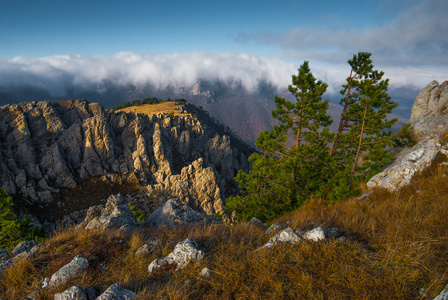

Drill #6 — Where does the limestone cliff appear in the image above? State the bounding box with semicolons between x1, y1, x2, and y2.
0;99;252;222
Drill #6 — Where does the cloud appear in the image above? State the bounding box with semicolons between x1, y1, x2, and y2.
247;0;448;67
0;51;296;97
0;49;446;103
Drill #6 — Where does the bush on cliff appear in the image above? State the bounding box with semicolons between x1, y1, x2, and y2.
0;188;46;251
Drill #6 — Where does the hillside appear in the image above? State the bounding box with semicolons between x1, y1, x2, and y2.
1;81;448;299
1;161;447;299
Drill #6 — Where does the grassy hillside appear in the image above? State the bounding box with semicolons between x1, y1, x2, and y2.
1;158;448;299
116;101;191;117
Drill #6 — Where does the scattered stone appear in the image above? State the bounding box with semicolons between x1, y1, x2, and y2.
357;191;373;201
264;222;287;236
96;283;137;300
135;238;159;256
0;248;13;273
200;267;212;278
247;217;267;229
41;277;50;288
54;285;96;300
11;240;38;257
433;283;448;300
145;198;221;228
259;228;302;250
302;227;326;242
148;237;204;273
13;243;46;261
78;194;136;230
49;255;89;288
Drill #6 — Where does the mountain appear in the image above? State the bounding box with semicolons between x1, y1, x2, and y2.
0;99;253;227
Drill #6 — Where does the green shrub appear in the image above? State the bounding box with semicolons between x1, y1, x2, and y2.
0;189;46;251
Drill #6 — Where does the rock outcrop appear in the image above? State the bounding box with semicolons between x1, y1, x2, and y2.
145;198;221;228
368;80;448;191
54;285;96;300
0;99;252;224
49;255;89;288
367;137;444;191
409;80;448;142
96;283;137;300
77;194;136;230
148;237;204;273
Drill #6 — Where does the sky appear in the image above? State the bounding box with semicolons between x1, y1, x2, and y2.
0;0;447;97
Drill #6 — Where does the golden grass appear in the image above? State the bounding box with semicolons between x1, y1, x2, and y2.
116;102;190;117
2;161;448;299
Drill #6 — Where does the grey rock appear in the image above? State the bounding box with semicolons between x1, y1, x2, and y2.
148;237;204;273
247;217;267;229
302;227;326;242
259;228;302;250
135;238;159;256
54;285;96;300
96;283;137;300
49;255;89;288
367;137;443;191
409;80;448;142
199;267;212;278
145;198;221;228
264;222;287;235
78;194;136;230
433;283;448;300
11;240;38;257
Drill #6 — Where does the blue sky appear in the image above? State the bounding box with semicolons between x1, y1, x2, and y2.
0;0;447;96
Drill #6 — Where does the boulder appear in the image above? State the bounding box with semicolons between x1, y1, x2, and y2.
199;267;212;278
259;228;302;250
77;194;136;230
145;198;221;228
247;217;267;229
367;137;444;191
409;80;448;142
135;238;159;256
302;227;326;242
54;285;96;300
148;237;204;273
49;255;89;288
96;283;137;300
433;283;448;300
264;222;287;236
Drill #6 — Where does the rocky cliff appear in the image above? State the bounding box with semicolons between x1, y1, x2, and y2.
0;99;252;223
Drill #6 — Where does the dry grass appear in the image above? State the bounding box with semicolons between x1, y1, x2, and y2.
116;102;190;117
2;162;448;299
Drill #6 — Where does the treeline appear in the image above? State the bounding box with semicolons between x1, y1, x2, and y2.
226;52;410;222
112;97;187;110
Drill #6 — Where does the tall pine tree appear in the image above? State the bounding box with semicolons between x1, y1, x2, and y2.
331;52;398;180
226;61;334;221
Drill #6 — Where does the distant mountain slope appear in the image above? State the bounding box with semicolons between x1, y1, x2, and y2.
0;79;416;144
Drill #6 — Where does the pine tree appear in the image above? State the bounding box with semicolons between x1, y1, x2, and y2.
226;61;334;221
332;52;398;180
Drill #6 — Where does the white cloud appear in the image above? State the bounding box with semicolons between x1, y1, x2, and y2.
0;50;446;102
0;51;296;96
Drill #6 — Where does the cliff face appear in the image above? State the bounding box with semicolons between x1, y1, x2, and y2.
0;99;251;220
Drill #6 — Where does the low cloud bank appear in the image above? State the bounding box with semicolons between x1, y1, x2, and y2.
0;51;446;100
